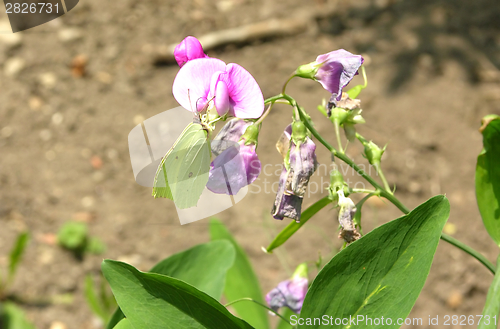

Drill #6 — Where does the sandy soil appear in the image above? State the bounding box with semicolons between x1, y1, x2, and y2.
1;0;500;328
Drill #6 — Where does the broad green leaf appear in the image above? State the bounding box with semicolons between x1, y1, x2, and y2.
152;122;211;209
8;232;29;283
210;219;269;329
266;196;331;252
84;274;109;323
479;255;500;329
0;302;35;329
299;195;450;328
113;318;134;329
106;240;235;329
276;308;295;329
102;260;254;329
476;115;500;246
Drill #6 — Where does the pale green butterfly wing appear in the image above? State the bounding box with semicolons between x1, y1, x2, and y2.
152;123;211;209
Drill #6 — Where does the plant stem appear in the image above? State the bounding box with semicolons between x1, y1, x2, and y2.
224;298;291;325
333;119;344;153
294;103;496;274
374;163;392;194
440;234;495;275
255;102;274;125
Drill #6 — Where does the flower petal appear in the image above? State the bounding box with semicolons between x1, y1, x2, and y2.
173;58;226;113
222;63;264;119
174;36;208;68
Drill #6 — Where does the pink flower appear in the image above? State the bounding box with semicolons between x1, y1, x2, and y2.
173;36;208;68
207;119;261;195
173;57;264;118
266;263;309;314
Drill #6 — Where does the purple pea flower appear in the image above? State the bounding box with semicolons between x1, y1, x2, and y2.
272;122;318;222
296;49;364;108
207;119;261;195
266;263;308;314
173;36;208;68
172;57;264;118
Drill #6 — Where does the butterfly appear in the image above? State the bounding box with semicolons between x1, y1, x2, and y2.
152;95;213;209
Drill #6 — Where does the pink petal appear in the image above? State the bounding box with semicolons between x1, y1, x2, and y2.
222;63;264;119
173;58;226;113
210;71;231;116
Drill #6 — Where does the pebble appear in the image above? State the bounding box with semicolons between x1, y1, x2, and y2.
38;72;57;89
58;27;83;42
446;290;463;309
81;196;95;208
29;96;43;110
1;126;13;138
52;112;63;125
71;54;88;78
39;129;52;141
90;155;103;169
96;71;112;84
133;115;145;125
49;321;67;329
73;211;95;222
0;20;22;48
443;223;457;235
4;57;25;77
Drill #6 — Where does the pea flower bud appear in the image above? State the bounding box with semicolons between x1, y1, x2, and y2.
272;123;318;222
266;263;308;314
357;135;386;167
173;36;208;67
207;119;261;195
295;49;364;108
337;189;360;243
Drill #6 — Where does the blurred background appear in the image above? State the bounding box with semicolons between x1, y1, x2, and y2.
1;0;500;327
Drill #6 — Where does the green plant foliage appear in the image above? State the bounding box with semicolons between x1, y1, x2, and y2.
113;318;134;329
102;260;254;329
479;255;500;329
210;219;269;329
476;115;500;246
299;196;450;328
57;221;88;251
266;197;331;253
106;240;236;329
0;302;35;329
8;232;29;284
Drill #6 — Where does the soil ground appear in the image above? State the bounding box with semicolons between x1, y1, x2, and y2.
1;0;500;328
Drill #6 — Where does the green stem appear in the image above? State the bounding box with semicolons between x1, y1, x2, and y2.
374;163;392;194
294;103;495;274
255;102;274;125
224;298;291;325
479;255;500;329
333;119;344;153
282;75;296;95
440;234;495;275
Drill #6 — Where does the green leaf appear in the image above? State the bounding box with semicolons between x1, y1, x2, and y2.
106;240;236;329
101;260;254;329
210;219;270;329
86;237;106;254
299;195;450;328
479;255;500;329
476;115;500;246
152;122;211;209
346;85;364;99
84;274;109;323
266;196;331;252
0;302;35;329
57;221;88;250
113;318;134;329
8;232;29;283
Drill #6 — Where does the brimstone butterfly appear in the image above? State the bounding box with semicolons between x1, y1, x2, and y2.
152;111;212;209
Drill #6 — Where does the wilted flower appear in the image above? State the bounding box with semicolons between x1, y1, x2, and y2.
266;263;308;314
328;93;365;140
173;57;264;118
337;189;360;243
174;36;208;67
272;122;318;222
296;49;364;108
207;120;261;195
